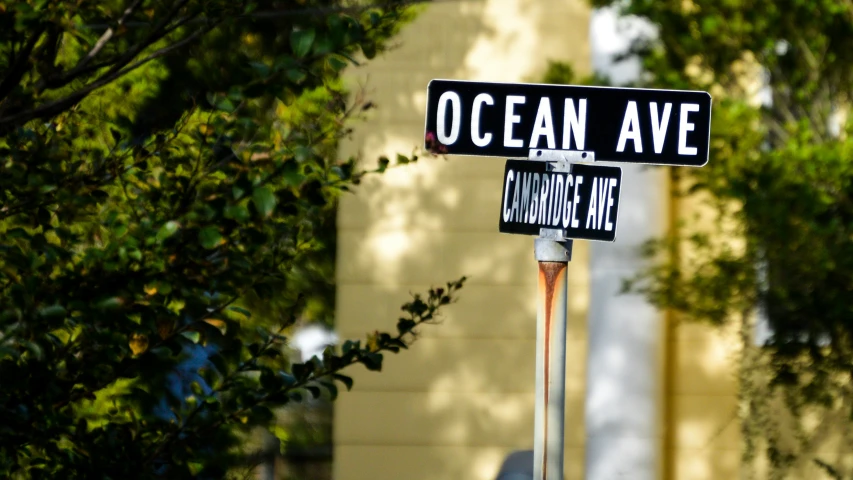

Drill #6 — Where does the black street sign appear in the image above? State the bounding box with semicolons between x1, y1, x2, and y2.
425;79;712;167
499;160;622;242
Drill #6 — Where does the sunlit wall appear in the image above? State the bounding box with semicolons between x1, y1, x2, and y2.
334;0;590;478
333;1;741;479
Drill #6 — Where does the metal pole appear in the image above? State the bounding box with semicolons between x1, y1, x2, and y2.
533;237;572;480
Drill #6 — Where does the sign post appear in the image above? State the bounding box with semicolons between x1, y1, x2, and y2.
533;236;570;480
424;79;711;480
529;151;574;480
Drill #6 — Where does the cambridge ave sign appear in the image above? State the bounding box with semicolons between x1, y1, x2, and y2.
425;79;712;167
499;161;622;242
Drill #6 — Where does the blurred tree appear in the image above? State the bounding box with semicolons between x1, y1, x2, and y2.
538;59;608;87
585;0;853;476
0;0;464;478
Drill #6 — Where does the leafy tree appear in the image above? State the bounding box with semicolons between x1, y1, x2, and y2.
0;1;464;478
587;0;853;476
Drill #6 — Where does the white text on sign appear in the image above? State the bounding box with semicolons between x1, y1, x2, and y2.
502;170;617;231
425;80;712;167
437;92;700;157
498;160;623;242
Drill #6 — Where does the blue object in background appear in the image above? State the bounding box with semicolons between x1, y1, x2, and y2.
152;341;220;423
496;450;534;480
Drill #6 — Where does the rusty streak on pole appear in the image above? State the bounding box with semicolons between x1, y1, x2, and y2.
534;237;572;480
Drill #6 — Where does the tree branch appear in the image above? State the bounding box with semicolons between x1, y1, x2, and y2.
0;21;216;130
38;0;194;92
0;25;46;105
75;0;145;72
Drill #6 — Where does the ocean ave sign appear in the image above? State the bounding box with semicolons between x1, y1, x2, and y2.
425;79;712;167
499;160;622;242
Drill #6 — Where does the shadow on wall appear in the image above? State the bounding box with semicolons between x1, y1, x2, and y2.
334;0;592;479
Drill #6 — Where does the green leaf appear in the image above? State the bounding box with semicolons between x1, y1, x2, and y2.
306;385;322;399
361;41;377;59
320;381;338;399
255;326;270;342
292;362;311;381
294;146;313;163
96;297;124;311
38;304;66;319
37;207;51;225
24;341;44;361
251;405;273;423
156;221;180;242
362;352;383;371
252;186;276;218
228;306;252;319
272;425;289;453
190;381;204;396
6;228;29;239
290;29;316;57
242;83;267;99
333;374;354;391
0;309;22;323
260;369;281;391
112;223;128;237
198;227;223;249
279;88;297;106
215;96;236;113
188;462;204;476
248;61;270;77
397;318;416;335
701;16;720;34
278;372;296;387
181;331;201;344
342;340;359;355
232;184;246;200
224;204;250;222
286;68;307;84
281;159;304;186
327;56;348;72
312;33;334;55
261;348;282;358
377;156;389;172
367;10;381;27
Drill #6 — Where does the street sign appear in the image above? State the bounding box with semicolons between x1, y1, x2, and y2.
425;79;711;167
421;78;712;480
499;160;622;242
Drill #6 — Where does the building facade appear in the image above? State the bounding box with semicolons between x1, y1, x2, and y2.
334;1;740;478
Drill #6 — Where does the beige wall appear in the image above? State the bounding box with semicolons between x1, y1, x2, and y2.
334;1;591;479
666;320;740;479
334;2;748;480
662;176;742;480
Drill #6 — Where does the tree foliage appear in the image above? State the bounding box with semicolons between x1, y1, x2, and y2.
0;0;463;478
589;0;853;476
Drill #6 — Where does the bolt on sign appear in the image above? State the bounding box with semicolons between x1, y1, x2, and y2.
424;79;712;167
499;160;622;242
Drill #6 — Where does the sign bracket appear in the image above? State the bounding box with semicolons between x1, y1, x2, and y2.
527;148;595;167
530;149;593;241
